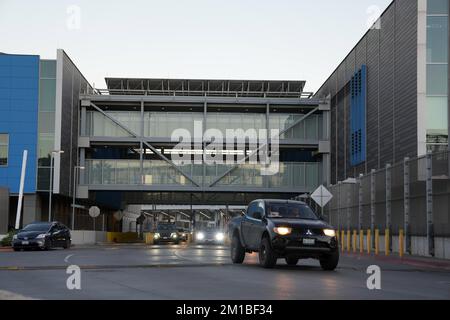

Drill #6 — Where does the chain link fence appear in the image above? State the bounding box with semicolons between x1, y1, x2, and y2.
324;150;450;258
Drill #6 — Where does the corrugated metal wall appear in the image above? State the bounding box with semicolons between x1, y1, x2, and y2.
316;0;418;184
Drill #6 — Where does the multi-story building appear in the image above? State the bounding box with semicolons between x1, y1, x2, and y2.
77;78;330;227
0;50;94;233
315;0;449;184
0;50;329;232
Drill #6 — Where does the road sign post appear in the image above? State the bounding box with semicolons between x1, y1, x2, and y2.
311;185;333;220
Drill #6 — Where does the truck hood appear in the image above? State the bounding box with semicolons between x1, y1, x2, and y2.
270;218;332;229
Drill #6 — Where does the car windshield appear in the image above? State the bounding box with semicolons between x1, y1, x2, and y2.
157;224;176;231
21;224;51;232
266;203;318;220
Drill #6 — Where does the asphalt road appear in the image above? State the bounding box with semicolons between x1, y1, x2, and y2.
0;244;449;300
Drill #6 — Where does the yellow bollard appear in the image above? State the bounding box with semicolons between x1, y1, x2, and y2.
399;229;404;258
347;230;351;252
353;230;357;253
367;229;371;254
341;230;345;252
375;229;380;255
385;229;390;256
359;230;364;254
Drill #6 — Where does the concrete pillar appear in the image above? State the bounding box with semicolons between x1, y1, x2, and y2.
370;169;376;249
404;157;411;254
386;164;392;253
23;194;42;226
426;153;435;257
358;174;363;231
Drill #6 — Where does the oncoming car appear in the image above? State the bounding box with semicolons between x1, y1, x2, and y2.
12;222;71;251
228;200;339;270
195;228;225;244
153;223;180;245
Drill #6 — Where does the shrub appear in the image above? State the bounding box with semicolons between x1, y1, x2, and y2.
1;230;16;247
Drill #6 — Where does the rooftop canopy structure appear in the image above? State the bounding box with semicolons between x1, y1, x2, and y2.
103;78;311;98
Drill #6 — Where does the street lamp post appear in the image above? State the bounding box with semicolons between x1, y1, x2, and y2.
72;165;85;230
49;150;64;222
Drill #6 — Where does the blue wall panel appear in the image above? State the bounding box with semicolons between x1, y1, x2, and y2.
0;54;39;194
350;65;367;166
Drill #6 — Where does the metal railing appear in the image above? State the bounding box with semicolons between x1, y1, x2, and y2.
86;88;315;99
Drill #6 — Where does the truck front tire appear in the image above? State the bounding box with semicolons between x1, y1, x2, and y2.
231;234;245;264
259;237;277;269
320;250;339;271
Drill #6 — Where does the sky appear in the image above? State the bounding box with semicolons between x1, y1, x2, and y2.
0;0;392;92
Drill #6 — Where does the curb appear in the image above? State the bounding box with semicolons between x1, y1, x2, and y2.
343;252;450;271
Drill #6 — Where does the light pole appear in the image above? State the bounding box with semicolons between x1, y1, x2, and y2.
72;165;85;230
49;150;64;222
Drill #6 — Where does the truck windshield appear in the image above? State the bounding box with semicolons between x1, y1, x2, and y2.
266;204;318;220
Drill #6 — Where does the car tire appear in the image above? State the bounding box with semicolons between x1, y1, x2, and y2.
259;237;277;269
285;257;299;266
320;250;339;271
13;248;20;252
63;240;71;249
231;234;245;264
153;241;159;245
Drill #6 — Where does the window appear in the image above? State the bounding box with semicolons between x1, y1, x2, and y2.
247;202;264;220
0;134;9;166
428;0;448;15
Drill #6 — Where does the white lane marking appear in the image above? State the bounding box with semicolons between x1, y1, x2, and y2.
0;290;37;300
64;254;75;263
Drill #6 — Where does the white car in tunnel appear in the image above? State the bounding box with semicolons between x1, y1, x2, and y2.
195;228;225;244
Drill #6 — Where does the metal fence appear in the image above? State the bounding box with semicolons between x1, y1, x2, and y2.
324;150;450;256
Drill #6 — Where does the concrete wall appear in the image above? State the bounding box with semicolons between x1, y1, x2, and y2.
71;230;106;245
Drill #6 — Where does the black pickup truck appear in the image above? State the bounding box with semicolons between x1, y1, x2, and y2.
228;199;339;270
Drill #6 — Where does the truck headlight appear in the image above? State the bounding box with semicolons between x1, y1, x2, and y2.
196;232;205;240
274;227;292;236
323;229;336;237
171;233;177;239
215;232;224;241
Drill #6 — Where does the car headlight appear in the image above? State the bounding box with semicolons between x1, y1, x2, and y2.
274;227;292;236
215;232;225;241
154;233;160;239
196;232;205;240
36;234;47;239
323;229;336;237
13;235;18;240
171;233;177;238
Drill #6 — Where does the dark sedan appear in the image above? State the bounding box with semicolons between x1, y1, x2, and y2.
12;222;71;251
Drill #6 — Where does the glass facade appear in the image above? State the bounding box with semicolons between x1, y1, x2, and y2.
0;134;9;166
84;159;320;190
86;110;322;141
37;60;57;191
426;0;449;152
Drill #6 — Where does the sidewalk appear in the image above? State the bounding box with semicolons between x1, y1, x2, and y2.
343;251;450;271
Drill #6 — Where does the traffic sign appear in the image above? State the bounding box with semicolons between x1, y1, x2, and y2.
89;206;101;218
311;185;333;208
